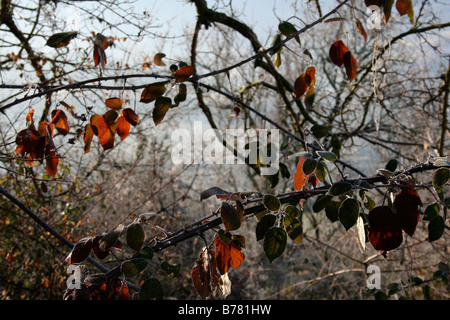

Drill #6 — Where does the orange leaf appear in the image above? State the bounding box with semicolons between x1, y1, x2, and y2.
122;108;139;126
51;109;70;136
343;51;357;82
105;97;124;110
174;66;195;82
294;157;309;191
329;40;349;67
116;116;130;140
90;114;107;137
214;234;244;275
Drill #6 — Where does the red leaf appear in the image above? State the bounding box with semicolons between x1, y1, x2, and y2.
122;108;139;126
329;40;349;67
343;51;357;82
294;74;309;99
45;147;59;177
105;97;124;110
368;206;403;252
393;182;422;237
51;109;70;136
116;116;130;140
174;66;195;82
15;128;46;166
214;234;245;275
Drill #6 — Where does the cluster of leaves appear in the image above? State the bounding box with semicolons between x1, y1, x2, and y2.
64;215;181;300
140;55;195;126
15;109;68;177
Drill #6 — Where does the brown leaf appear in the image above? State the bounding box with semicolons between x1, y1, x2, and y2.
191;245;219;300
294;74;309;99
153;53;166;66
122;108;139;126
343;51;357;82
355;18;368;43
329;40;349;67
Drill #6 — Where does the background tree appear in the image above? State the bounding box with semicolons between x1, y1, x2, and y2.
0;0;449;300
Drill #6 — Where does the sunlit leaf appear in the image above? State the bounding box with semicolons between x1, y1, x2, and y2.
98;224;124;252
294;156;310;191
284;215;303;243
174;66;195;82
51;109;70;136
191;246;218;300
116;116;130;140
214;234;245;274
105;97;124;110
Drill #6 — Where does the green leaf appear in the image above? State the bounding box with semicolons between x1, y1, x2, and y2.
385;159;398;172
46;31;78;48
153;96;172;126
139;278;164;300
121;258;148;278
310;125;329;139
160;261;182;278
428;216;445;242
263;194;281;211
284;205;301;218
338;198;360;231
279;162;290;179
126;222;145;251
263;227;287;263
302;158;317;175
424;203;440;221
220;201;243;232
284;216;303;243
315;161;327;182
432;167;450;188
313;194;333;213
329;182;352;196
256;214;276;241
325;200;341;222
316;151;338;163
269;33;282;55
278;21;301;45
140;247;154;260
